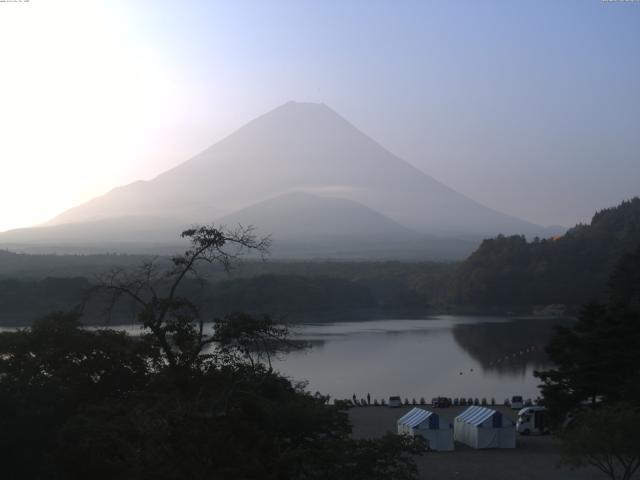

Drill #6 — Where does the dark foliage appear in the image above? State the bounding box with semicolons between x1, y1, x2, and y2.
0;261;453;327
0;312;160;479
559;404;640;480
0;277;90;323
450;198;640;307
209;274;375;315
535;246;640;425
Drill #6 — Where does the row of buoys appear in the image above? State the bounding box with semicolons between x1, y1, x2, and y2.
454;345;540;376
488;345;539;367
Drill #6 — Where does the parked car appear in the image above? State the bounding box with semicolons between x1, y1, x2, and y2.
388;396;402;408
510;395;524;409
431;397;451;408
516;406;549;435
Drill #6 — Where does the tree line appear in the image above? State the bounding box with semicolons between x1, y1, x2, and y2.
0;263;452;327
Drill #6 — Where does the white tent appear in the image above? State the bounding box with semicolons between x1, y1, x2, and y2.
454;406;516;449
397;408;454;451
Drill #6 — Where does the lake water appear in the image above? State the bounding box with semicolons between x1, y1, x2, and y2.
271;315;570;404
1;314;568;404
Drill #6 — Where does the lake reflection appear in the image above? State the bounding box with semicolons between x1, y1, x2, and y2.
272;316;571;402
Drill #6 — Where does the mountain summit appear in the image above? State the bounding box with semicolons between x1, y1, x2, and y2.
3;102;547;258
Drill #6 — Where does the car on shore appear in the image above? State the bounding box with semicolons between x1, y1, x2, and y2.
431;397;451;408
388;396;402;408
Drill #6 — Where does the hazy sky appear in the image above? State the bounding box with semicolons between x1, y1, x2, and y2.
1;0;638;232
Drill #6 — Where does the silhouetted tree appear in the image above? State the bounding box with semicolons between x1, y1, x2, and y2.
98;225;270;373
0;312;159;478
560;405;640;480
536;246;640;425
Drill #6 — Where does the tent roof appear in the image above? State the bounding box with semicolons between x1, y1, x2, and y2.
456;406;497;426
397;408;436;428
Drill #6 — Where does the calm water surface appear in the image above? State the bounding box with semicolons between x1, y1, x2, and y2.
271;315;570;403
2;315;568;403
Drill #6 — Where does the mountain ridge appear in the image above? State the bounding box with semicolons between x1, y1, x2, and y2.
3;101;553;258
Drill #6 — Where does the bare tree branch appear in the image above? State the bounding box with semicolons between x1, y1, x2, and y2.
88;224;271;376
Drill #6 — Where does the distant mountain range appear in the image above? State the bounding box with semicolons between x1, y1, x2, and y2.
0;101;563;259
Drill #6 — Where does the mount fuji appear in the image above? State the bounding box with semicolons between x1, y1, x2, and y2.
0;102;552;259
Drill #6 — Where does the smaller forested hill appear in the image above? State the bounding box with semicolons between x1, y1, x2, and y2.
449;198;640;307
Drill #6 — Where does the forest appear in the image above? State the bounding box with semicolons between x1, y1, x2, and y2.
449;198;640;308
0;256;453;326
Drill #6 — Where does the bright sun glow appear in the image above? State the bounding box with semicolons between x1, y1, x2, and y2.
0;1;184;232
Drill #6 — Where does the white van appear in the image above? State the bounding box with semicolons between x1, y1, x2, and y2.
516;406;549;435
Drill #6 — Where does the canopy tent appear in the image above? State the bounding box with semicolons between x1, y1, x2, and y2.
397;407;454;451
454;406;516;449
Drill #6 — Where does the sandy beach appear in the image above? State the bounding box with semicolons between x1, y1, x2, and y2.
348;405;603;480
